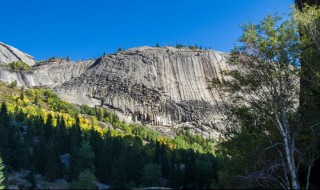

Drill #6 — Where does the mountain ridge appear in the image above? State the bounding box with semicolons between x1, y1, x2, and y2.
0;42;229;138
0;42;35;66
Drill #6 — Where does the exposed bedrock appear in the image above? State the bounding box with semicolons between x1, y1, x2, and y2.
0;43;230;138
0;57;95;88
54;47;229;138
0;42;35;66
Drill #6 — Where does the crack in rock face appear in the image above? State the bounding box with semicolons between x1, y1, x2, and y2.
0;44;230;139
0;42;35;66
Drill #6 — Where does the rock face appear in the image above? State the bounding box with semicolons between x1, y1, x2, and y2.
0;57;94;87
55;47;229;137
0;42;35;66
0;44;230;138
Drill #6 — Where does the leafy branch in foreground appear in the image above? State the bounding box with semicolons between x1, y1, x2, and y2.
211;15;303;189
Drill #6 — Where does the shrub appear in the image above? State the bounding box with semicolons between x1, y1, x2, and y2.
7;61;30;71
10;80;17;88
80;104;96;115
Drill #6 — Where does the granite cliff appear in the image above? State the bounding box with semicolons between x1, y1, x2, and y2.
0;43;230;138
0;42;35;66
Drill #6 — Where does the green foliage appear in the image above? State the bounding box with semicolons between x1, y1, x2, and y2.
294;4;320;189
80;104;96;115
10;80;17;88
42;89;79;116
71;169;97;189
6;61;30;71
192;159;215;188
176;43;184;49
0;82;218;189
174;130;214;153
189;44;199;50
96;107;104;121
140;163;161;187
213;14;305;189
45;140;62;181
77;141;95;171
294;5;320;127
33;92;39;105
294;4;320;52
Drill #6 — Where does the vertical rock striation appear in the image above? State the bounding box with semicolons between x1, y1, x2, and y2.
0;43;230;138
54;46;229;137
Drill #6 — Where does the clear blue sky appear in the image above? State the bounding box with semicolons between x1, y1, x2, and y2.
0;0;293;61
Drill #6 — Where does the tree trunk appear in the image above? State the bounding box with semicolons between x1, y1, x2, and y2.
296;0;320;127
283;133;300;189
295;1;320;189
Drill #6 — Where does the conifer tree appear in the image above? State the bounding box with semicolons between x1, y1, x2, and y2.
0;102;17;166
0;102;9;122
34;137;46;175
34;93;39;105
45;140;61;181
96;107;104;121
57;116;68;154
44;114;54;139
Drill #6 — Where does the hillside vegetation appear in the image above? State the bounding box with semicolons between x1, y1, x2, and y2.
0;81;218;189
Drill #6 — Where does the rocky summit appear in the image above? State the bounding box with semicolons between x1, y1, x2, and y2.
0;42;35;66
0;43;230;138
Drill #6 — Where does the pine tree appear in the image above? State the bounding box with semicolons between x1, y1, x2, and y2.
70;115;82;149
140;163;161;187
34;137;46;175
44;114;54;139
45;140;61;181
77;141;95;171
0;102;17;166
57;116;68;154
71;169;97;189
19;91;25;101
96;107;104;121
10;80;17;88
34;93;39;105
0;102;9;122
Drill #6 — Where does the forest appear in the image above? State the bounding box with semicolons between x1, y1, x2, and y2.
0;82;218;189
0;1;319;190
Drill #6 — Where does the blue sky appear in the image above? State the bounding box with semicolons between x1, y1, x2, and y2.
1;0;293;61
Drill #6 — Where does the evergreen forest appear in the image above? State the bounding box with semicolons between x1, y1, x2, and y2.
0;1;320;189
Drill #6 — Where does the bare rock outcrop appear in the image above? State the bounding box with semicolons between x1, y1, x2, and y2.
0;42;35;66
0;58;95;88
0;44;230;138
55;46;229;138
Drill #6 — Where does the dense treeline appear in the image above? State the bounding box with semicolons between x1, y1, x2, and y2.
0;83;218;189
1;2;319;189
